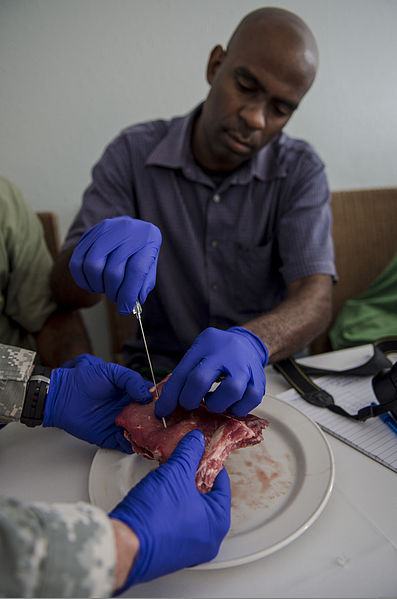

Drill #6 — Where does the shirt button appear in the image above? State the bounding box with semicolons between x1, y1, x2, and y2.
213;193;221;203
211;283;218;291
211;240;218;248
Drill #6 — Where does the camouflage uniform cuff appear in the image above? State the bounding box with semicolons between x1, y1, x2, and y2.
0;344;36;423
30;501;116;597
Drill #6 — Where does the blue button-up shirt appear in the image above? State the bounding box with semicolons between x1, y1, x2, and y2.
64;105;335;370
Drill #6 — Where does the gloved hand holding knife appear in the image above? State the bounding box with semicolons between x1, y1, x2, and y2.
69;215;162;314
68;215;268;420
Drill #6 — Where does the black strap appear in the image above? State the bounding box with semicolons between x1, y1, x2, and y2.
20;365;52;427
273;336;397;422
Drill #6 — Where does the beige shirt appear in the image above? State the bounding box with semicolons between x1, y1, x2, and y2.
0;175;56;348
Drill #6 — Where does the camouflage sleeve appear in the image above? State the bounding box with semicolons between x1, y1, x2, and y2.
0;343;36;423
0;497;116;597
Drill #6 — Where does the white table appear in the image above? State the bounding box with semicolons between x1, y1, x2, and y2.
1;359;396;598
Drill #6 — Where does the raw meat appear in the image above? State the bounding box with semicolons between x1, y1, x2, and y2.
116;376;269;493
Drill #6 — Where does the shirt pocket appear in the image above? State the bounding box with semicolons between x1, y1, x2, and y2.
233;238;284;315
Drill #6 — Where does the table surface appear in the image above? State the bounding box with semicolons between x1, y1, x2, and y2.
1;352;396;598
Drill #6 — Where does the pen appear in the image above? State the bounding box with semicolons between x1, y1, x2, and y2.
379;412;397;436
371;403;397;437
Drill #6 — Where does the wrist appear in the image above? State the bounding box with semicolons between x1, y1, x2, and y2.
20;365;53;427
228;326;269;366
110;517;140;592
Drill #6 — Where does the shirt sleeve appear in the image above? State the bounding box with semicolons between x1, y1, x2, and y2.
0;496;115;598
62;133;136;249
277;144;336;283
0;178;57;333
0;343;36;423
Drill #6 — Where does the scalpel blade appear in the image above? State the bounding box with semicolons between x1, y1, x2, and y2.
133;300;167;428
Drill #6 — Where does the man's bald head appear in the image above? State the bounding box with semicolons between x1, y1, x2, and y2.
192;7;320;171
227;7;319;91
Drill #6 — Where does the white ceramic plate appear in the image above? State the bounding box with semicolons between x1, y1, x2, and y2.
88;395;334;569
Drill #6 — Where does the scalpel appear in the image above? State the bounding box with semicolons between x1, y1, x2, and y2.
133;300;167;429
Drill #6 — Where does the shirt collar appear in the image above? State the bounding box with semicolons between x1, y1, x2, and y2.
146;104;287;183
146;106;199;171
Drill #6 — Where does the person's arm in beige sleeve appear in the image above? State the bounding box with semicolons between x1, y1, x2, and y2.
0;176;92;367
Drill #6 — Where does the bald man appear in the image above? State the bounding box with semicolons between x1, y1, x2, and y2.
51;7;335;418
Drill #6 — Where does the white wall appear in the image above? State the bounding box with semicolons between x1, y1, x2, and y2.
1;0;396;359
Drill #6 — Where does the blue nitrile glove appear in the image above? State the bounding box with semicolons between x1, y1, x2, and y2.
155;326;269;419
43;359;152;452
60;352;105;369
109;430;231;591
69;216;162;314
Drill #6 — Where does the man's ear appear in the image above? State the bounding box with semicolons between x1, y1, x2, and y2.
206;45;226;84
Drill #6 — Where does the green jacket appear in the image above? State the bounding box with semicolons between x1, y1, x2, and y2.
330;252;397;349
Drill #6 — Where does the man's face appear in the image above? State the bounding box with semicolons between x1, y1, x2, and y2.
193;30;315;171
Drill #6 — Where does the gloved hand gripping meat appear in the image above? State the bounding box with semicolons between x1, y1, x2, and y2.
116;375;269;493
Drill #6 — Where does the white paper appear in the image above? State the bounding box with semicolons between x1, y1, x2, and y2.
277;374;397;474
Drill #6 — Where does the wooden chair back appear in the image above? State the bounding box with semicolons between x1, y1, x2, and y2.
310;187;397;354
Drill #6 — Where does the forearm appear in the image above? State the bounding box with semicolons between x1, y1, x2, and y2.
35;309;92;368
51;246;101;308
110;518;140;592
244;274;333;362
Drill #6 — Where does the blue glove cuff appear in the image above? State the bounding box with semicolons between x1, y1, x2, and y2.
228;327;269;366
42;368;63;428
